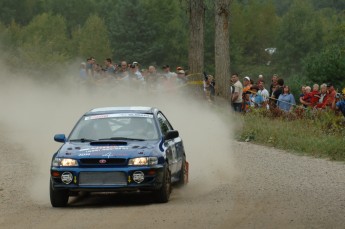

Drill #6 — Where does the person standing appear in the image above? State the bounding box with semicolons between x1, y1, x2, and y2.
332;89;345;118
315;84;329;109
229;73;243;112
326;83;336;108
271;78;284;107
162;65;177;79
242;76;252;112
269;74;278;96
146;65;159;90
257;80;270;109
204;75;216;102
86;57;95;79
116;61;129;80
104;58;116;76
249;85;264;108
277;85;296;112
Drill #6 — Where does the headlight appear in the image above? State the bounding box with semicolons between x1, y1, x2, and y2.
128;157;158;166
52;158;79;167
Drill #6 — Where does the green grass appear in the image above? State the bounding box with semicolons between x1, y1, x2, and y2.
236;108;345;161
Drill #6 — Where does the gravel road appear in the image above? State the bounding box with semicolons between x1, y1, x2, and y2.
0;77;344;229
1;136;344;229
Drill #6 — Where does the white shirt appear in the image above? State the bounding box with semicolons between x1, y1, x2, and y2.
258;88;269;101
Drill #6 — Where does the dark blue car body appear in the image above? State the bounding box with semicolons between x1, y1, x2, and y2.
50;107;188;207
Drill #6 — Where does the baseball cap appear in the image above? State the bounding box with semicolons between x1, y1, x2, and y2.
177;70;185;74
244;76;250;81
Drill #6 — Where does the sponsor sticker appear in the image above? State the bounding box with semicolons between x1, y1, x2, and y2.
85;113;153;120
78;153;91;156
79;146;130;153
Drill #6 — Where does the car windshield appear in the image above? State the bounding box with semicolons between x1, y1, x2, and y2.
69;113;159;141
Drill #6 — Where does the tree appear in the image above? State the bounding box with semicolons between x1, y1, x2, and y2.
77;14;111;62
214;0;230;97
142;0;188;66
105;0;162;65
275;0;323;74
102;0;188;66
6;13;70;76
228;0;280;76
44;0;98;33
303;45;345;89
303;20;345;88
188;0;205;75
0;0;41;25
204;1;215;74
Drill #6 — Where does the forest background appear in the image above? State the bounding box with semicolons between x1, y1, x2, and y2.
0;0;344;94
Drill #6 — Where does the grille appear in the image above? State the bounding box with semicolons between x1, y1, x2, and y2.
79;172;127;186
79;158;127;165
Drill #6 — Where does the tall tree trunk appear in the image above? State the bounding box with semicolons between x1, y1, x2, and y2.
188;0;205;75
214;0;230;98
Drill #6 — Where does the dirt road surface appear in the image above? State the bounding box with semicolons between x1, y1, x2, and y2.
1;137;344;229
0;76;344;228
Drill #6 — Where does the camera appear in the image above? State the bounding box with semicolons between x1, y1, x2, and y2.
335;93;342;99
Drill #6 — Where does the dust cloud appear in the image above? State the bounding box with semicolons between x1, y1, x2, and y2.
0;61;239;204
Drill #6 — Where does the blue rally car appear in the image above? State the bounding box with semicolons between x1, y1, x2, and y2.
50;106;188;207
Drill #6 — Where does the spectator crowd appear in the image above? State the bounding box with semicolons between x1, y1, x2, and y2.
79;56;215;101
229;73;345;118
79;57;191;89
78;56;345;118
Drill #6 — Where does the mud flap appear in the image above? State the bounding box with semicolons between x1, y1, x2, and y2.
185;161;189;184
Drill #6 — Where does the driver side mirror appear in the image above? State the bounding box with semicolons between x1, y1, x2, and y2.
164;130;179;141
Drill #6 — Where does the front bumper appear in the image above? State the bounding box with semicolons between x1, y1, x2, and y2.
50;165;165;192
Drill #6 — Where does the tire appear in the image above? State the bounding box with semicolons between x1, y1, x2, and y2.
50;180;69;207
154;163;171;203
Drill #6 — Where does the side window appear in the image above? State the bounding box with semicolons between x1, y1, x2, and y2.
157;112;172;135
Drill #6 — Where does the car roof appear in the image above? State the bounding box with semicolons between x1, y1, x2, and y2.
85;106;157;115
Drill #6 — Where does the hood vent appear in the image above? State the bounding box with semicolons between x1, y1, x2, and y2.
90;140;128;146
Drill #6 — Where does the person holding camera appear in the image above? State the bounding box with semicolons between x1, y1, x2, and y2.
332;89;345;117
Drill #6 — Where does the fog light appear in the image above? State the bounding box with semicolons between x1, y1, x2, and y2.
61;172;73;184
132;171;145;183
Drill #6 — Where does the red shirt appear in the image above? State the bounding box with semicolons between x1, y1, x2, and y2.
315;93;328;109
302;92;312;104
326;89;336;107
310;90;321;106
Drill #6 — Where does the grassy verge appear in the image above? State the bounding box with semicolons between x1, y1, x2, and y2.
235;107;345;161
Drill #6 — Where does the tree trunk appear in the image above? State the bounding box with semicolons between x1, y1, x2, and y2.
188;0;205;76
214;0;230;98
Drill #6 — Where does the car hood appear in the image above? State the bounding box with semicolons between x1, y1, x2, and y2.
56;140;162;159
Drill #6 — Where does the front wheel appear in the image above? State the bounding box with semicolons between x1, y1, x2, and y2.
50;180;69;207
154;163;171;203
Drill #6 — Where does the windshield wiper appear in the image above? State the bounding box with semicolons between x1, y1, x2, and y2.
69;138;96;142
98;137;145;141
